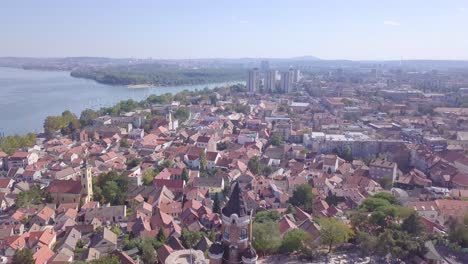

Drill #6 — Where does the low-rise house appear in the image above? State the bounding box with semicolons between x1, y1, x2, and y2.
0;178;13;193
206;151;220;170
89;228;117;256
30;206;55;226
195;136;216;151
193;177;224;196
7;151;39;169
84;205;127;224
153;179;185;196
33;244;55;264
57;228;81;253
298;218;321;242
28;227;57;250
50;167;81;180
278;216;297;236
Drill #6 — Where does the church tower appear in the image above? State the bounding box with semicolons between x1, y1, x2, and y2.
208;182;258;264
166;110;173;130
81;164;93;203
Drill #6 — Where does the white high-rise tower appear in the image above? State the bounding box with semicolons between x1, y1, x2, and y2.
265;70;277;92
247;68;260;93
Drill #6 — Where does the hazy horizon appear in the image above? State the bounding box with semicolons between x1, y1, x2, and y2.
2;0;468;60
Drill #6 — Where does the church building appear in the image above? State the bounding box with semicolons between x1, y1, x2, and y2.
208;182;258;264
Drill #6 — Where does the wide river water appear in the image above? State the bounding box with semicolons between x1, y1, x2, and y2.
0;67;241;135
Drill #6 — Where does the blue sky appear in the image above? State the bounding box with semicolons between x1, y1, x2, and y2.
1;0;468;60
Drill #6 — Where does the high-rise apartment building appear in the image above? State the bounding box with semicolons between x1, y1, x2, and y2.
280;70;293;93
265;70;277;92
260;60;270;72
247;68;260;93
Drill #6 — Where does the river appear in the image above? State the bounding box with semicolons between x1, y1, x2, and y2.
0;67;241;135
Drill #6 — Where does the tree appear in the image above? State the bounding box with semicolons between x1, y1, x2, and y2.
286;204;296;215
448;214;468;248
199;152;207;172
142;169;156;186
181;168;189;182
216;141;228;151
181;228;201;249
252;222;281;255
93;171;129;205
254;211;281;223
378;175;394;190
17;187;45;209
247;156;261;175
68;118;81;131
320;218;353;253
80;108;100;126
374;229;425;260
356;231;378;258
269;133;283;146
157;228;167;243
126;158;142;169
88;256;121;264
12;248;35;264
0;133;36;155
44;116;64;136
289;184;315;212
174;107;190;122
213;193;221;214
401;212;424;235
141;241;157;264
120;138;130;148
280;229;310;254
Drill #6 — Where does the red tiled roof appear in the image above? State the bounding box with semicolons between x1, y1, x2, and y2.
0;178;12;188
153;179;184;189
452;173;468;187
47;180;82;194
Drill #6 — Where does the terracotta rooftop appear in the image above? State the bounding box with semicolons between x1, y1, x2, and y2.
47;180;82;194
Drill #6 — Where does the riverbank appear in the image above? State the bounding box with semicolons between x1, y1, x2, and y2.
127;84;153;89
0;67;243;135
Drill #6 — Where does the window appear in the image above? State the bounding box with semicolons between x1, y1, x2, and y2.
223;228;230;240
240;228;247;240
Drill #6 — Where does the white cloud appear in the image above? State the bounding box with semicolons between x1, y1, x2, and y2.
383;20;401;27
239;20;249;24
460;7;466;12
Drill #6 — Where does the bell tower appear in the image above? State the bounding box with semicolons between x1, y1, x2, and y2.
208;182;258;264
82;163;93;203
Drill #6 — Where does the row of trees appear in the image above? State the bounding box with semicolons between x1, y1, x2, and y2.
252;211;352;257
247;156;274;176
43;110;80;136
71;64;246;86
93;171;129;205
0;133;36;155
45;85;242;139
352;192;427;261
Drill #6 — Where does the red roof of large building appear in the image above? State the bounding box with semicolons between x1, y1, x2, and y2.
47;180;82;194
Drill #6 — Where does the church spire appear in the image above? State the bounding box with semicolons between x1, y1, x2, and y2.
221;182;248;218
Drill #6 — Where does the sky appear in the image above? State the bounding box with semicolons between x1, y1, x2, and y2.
1;0;468;60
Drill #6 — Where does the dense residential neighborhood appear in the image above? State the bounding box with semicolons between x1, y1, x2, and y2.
1;65;468;264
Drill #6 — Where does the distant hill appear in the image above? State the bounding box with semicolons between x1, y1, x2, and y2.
290;55;321;61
